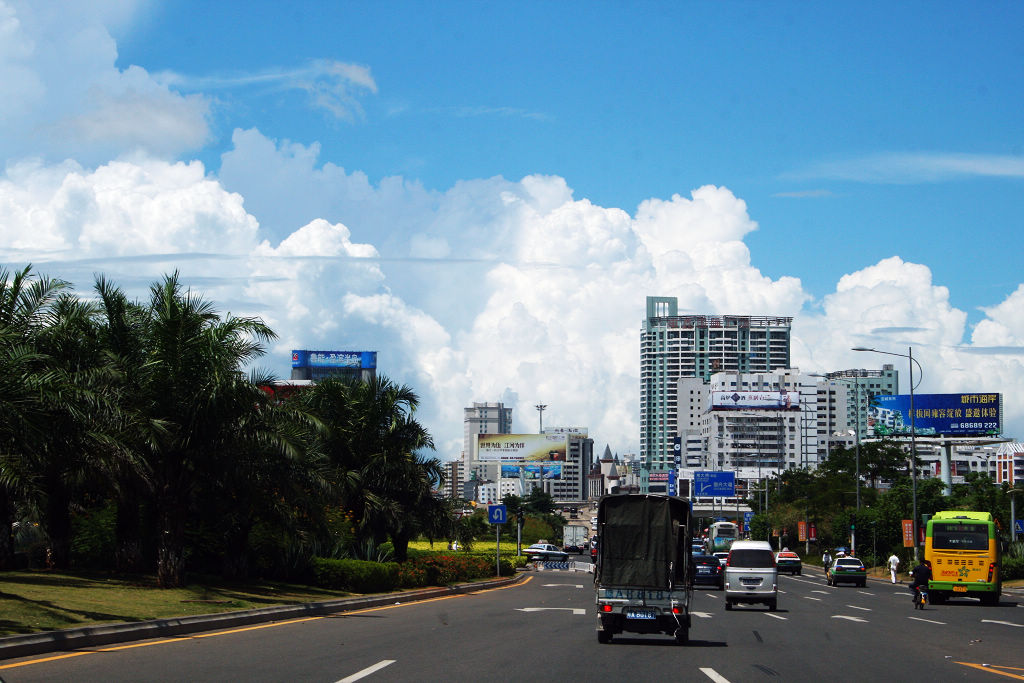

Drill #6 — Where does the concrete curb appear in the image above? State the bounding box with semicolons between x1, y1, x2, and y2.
0;572;527;661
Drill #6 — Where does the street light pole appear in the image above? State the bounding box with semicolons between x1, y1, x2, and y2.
853;345;923;562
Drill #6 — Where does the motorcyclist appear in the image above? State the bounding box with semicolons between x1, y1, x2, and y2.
909;560;932;602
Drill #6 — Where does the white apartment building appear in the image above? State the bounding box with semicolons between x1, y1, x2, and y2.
477;479;523;505
677;369;822;472
641;296;792;470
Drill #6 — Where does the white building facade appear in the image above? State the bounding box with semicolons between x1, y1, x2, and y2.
641;296;792;470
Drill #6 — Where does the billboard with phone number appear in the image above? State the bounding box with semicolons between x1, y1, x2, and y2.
871;393;1001;436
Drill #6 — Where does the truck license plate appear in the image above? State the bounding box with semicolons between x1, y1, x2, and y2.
626;608;657;620
953;585;967;593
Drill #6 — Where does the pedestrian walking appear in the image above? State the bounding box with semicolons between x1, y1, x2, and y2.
888;552;900;584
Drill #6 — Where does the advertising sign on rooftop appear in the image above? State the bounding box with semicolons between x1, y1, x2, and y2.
476;434;568;462
711;390;801;411
871;393;1001;437
291;350;377;369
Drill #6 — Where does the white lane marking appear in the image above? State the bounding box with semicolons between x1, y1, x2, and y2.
543;583;584;588
857;591;875;596
700;667;731;682
764;613;787;620
980;619;1024;628
812;590;831;595
909;616;946;625
803;596;821;601
516;607;587;615
847;605;871;611
337;660;396;683
831;615;868;623
703;593;720;598
691;611;713;618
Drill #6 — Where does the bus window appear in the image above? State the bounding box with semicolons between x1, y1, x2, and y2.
932;523;988;550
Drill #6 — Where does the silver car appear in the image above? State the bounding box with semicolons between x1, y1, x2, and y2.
724;540;778;611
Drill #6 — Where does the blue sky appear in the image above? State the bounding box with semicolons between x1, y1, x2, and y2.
2;1;1023;454
112;1;1024;313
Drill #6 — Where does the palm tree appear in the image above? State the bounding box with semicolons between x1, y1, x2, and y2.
294;375;436;561
0;266;71;569
126;272;277;587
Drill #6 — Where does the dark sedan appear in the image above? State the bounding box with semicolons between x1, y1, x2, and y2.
692;553;724;590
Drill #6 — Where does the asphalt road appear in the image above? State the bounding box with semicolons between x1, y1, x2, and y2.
2;568;1022;682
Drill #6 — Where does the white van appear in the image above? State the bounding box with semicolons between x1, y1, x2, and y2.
723;540;778;611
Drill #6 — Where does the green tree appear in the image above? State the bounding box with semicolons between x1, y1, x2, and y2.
131;273;277;587
0;266;72;569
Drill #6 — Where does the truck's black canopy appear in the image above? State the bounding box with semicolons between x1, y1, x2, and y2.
595;494;692;589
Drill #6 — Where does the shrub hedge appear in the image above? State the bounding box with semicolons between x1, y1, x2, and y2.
311;557;399;593
1002;556;1024;581
311;552;523;593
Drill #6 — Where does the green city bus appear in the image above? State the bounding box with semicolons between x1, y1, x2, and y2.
924;511;1001;605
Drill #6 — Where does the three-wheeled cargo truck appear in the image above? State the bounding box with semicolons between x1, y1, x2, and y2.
593;493;693;644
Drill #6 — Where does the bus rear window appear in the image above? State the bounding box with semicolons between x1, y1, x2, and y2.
932;523;988;550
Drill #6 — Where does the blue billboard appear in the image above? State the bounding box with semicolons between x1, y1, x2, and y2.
292;350;377;369
694;471;736;497
871;393;1001;437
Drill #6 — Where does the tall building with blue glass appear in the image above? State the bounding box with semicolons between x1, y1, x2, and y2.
640;296;792;470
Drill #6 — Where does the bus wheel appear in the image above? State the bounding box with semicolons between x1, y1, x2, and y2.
980;592;999;606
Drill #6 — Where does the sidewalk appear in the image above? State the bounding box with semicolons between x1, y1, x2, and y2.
0;572;527;661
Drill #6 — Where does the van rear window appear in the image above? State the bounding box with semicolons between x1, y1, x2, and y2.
729;550;775;568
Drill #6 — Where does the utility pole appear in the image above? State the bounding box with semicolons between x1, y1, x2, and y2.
535;404;547;433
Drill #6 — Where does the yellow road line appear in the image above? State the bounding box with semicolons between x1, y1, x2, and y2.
954;662;1024;680
0;577;530;671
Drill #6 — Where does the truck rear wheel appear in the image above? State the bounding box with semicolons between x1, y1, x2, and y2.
597;630;612;644
674;627;689;644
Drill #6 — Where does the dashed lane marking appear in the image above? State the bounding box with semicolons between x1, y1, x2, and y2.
831;615;867;623
337;660;395;683
803;596;821;601
764;613;787;620
847;605;871;611
981;619;1024;628
909;617;946;625
700;667;731;682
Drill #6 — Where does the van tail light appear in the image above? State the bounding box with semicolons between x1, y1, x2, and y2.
672;606;681;614
601;604;613;612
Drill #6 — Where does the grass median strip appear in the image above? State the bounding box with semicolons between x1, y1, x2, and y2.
0;570;355;636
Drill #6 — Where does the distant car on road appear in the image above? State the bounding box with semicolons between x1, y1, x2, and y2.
826;557;867;587
524;543;569;562
692;553;725;590
775;551;802;575
713;551;729;566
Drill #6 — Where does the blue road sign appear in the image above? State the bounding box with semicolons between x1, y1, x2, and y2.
1015;519;1023;534
668;469;678;497
744;511;755;525
694;471;736;497
488;504;507;524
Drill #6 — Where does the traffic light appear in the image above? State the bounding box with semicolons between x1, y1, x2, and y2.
849;513;855;531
